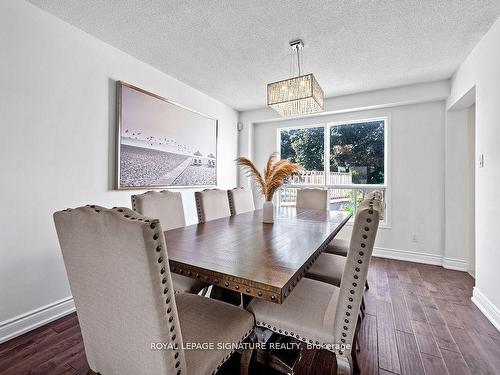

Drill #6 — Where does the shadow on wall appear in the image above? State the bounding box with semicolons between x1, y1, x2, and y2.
108;78;116;191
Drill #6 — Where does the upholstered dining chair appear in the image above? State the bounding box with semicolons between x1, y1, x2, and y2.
296;188;329;211
54;205;254;375
324;191;383;258
227;188;255;215
306;198;382;290
247;202;381;375
131;190;207;295
195;189;231;223
195;188;242;305
294;187;358;285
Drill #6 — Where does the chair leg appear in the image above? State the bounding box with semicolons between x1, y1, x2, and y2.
240;332;256;375
359;296;366;320
351;346;360;374
351;315;362;375
240;346;254;375
336;354;353;375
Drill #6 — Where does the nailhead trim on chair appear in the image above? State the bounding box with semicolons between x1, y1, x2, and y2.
253;321;336;352
194;191;205;223
334;199;380;356
211;327;254;375
227;189;236;216
111;207;184;375
109;204;252;374
131;195;137;211
253;199;381;357
61;206;185;374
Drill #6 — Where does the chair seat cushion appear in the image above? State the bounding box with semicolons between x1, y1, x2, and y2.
247;278;339;347
176;294;254;375
305;253;346;287
324;238;349;256
171;273;207;294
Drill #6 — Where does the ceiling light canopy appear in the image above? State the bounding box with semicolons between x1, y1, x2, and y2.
267;40;324;117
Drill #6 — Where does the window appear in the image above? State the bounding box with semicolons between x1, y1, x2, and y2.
277;118;388;223
280;125;325;183
330;120;385;184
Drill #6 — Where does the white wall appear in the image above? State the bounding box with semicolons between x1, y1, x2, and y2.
467;105;476;277
448;16;500;330
444;107;475;271
0;0;238;341
238;80;450;186
240;93;449;267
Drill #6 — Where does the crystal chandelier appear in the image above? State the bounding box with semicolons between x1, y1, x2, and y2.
267;40;324;117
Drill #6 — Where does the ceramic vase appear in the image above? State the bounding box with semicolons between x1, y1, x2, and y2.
263;200;274;224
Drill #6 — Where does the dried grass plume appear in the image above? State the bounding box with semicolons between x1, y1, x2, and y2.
236;153;302;201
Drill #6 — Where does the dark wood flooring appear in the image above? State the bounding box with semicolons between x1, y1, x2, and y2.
1;257;499;375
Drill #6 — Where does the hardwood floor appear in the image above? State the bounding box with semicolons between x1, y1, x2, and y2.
1;257;499;375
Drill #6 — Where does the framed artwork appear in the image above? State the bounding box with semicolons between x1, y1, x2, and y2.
116;81;218;189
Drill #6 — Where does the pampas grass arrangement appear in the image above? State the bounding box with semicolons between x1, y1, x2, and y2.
236;152;302;201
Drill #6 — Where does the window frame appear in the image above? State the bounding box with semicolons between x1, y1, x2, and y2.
276;115;391;227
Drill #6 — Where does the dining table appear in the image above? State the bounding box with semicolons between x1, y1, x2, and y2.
164;207;352;304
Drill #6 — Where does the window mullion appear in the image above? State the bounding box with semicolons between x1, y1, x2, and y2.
324;123;330;188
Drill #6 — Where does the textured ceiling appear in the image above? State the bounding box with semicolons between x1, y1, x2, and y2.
28;0;500;111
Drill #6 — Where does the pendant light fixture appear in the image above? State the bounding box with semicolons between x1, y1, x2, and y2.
267;39;324;117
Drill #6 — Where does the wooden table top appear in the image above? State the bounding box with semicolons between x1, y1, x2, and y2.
164;208;351;304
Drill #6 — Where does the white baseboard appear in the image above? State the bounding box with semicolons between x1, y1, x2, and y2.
471;287;500;332
0;297;75;344
442;257;468;271
373;246;442;265
373;247;468;271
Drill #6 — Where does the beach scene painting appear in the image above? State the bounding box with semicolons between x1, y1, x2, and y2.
117;82;217;189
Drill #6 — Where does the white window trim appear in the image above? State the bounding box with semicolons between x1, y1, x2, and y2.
276;115;392;228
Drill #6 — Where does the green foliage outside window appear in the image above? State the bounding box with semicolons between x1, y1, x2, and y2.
280;120;385;185
280;126;324;171
330;121;384;184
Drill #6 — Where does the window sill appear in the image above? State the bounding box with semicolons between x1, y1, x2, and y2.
344;219;392;230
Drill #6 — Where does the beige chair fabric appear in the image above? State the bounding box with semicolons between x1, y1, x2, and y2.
131;191;205;294
54;206;254;375
227;188;255;215
132;190;186;230
311;195;382;287
305;253;346;287
296;188;329;211
324;238;350;256
249;278;340;344
177;294;254;374
324;192;383;256
195;189;231;223
247;196;381;371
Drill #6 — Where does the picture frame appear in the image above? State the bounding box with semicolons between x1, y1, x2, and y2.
116;81;218;189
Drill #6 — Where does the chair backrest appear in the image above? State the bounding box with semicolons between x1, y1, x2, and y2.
296;188;329;210
195;189;231;223
132;190;186;231
53;206;186;375
364;190;383;202
330;194;382;355
364;190;384;217
227;188;255;215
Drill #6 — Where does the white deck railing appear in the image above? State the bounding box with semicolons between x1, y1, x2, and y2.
280;171;353;204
